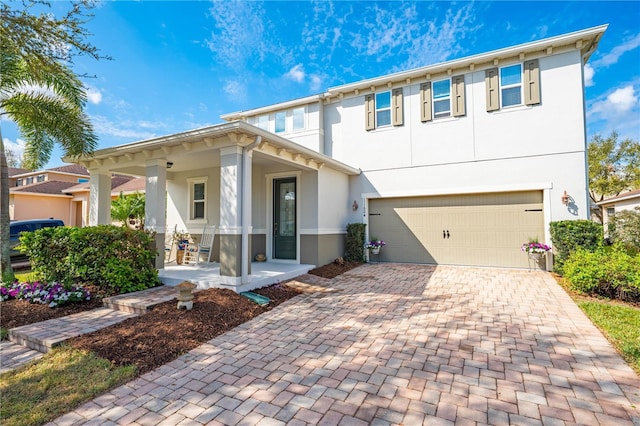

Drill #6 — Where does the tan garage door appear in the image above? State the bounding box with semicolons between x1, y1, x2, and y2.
368;191;545;268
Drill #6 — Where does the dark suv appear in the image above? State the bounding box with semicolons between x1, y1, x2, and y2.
9;219;65;259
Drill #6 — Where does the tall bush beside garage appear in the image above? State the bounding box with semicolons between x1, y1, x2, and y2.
345;223;366;262
549;220;603;274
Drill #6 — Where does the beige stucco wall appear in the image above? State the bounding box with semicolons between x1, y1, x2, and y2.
10;194;72;224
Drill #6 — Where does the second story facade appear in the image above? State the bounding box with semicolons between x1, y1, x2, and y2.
222;26;604;173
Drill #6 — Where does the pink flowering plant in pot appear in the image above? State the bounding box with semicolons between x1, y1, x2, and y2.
521;240;551;254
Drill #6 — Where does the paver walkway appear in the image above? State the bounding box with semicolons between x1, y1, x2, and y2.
46;264;640;425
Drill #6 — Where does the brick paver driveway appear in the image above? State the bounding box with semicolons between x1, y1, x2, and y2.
52;264;640;425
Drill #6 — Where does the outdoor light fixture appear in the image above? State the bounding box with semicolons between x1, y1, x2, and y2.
166;161;174;169
352;200;359;211
561;190;570;206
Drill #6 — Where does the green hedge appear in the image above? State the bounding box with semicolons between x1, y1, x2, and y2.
549;220;602;274
563;244;640;302
608;207;640;254
345;223;366;263
19;225;159;295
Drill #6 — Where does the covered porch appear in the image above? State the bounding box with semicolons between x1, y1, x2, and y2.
159;261;315;292
71;121;359;293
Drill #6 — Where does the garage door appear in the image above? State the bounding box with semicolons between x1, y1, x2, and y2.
368;191;545;268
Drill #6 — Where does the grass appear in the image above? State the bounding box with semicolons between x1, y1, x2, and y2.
578;301;640;374
0;346;136;426
555;274;640;375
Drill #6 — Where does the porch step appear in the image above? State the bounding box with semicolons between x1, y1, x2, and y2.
102;285;180;314
9;308;138;353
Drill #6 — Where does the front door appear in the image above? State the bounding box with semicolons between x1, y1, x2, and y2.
273;177;297;260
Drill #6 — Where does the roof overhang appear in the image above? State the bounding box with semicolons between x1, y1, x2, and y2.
596;190;640;206
65;121;360;176
324;24;607;97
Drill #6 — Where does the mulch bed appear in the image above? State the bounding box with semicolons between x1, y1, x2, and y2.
1;261;361;374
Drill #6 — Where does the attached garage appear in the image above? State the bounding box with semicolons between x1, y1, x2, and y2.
368;191;545;268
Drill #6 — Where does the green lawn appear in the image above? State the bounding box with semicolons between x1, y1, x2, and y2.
0;346;136;426
578;301;640;374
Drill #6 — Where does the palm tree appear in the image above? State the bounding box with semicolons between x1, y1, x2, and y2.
1;1;103;280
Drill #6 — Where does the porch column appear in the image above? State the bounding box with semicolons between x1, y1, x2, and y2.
89;171;111;225
145;159;167;269
219;146;244;285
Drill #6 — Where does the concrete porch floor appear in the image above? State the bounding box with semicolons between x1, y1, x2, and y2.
158;261;315;292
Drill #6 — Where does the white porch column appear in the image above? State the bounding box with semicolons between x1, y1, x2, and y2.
145;159;167;269
219;146;244;285
89;171;111;225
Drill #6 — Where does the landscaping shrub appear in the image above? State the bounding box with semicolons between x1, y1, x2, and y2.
563;244;640;302
549;220;602;274
608;207;640;254
19;225;159;295
345;223;366;262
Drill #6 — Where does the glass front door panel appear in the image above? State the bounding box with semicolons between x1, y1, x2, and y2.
274;178;296;259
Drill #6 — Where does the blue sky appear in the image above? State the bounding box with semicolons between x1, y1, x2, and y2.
3;0;640;169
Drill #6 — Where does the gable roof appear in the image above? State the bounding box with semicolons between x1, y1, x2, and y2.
9;167;29;177
47;164;89;176
597;189;640;205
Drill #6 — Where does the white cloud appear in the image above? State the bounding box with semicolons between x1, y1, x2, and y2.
285;64;306;83
85;86;103;104
606;86;636;112
595;33;640;68
3;137;26;161
583;64;595;87
92;116;156;140
310;74;322;92
223;80;247;101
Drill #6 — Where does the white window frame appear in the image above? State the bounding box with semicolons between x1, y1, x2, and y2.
275;111;286;133
36;174;45;182
432;78;451;118
16;178;23;186
257;114;269;131
26;176;34;185
499;64;523;108
375;91;392;128
187;177;208;223
292;106;305;131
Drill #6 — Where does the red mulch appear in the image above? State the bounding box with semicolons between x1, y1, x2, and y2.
1;261;358;374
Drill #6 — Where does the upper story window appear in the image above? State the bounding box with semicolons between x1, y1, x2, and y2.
432;79;451;118
375;91;391;127
292;107;305;131
275;111;286;133
420;76;465;122
365;88;404;130
257;114;269;130
26;176;34;185
485;59;540;112
188;177;207;221
36;174;45;182
16;179;23;186
500;64;522;107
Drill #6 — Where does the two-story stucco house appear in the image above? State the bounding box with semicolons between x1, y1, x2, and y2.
72;25;607;291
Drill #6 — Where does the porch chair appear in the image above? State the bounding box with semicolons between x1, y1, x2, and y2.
194;225;216;264
164;224;177;263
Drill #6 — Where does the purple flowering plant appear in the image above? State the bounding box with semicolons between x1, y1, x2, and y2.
365;238;386;249
0;280;90;308
521;241;551;254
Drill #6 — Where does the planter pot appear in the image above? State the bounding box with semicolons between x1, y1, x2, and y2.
177;250;185;265
527;252;546;270
370;247;380;255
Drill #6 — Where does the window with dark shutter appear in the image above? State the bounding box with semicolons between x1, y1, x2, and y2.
420;82;432;122
523;59;541;105
365;94;375;131
392;88;403;126
485;68;499;112
452;75;466;117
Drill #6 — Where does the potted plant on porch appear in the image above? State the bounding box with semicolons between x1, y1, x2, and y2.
365;238;386;255
173;230;191;265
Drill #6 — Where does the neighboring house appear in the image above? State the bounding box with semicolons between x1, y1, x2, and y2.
72;25;607;288
597;189;640;231
9;165;91;225
9;165;143;227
